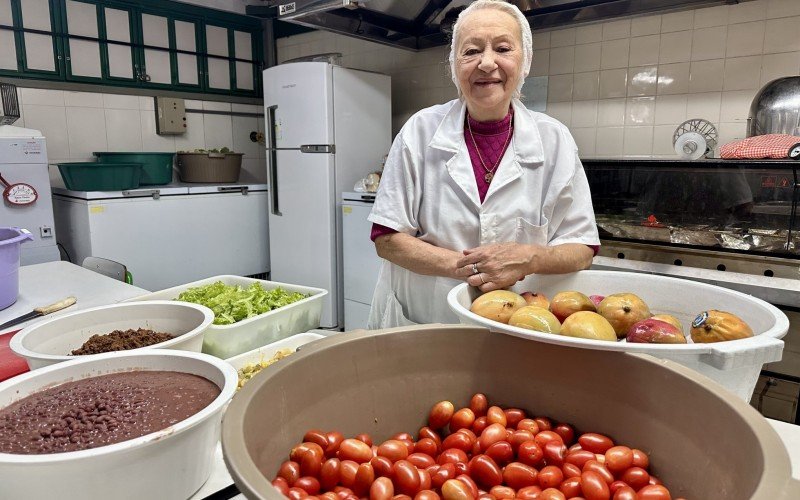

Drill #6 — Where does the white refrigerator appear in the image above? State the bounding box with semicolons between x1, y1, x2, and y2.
263;62;391;329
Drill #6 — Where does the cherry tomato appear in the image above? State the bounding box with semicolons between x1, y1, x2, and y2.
418;427;442;446
320;458;342;490
609;481;627;494
393;460;421;496
415;438;439;457
631;449;650;470
338;439;373;463
371;456;394;478
355;433;373;447
534;431;564;449
320;493;339;500
272;477;290;496
450;408;476;432
620;467;649;490
418;469;432;491
431;463;457;489
370;477;395;500
582;460;614;485
503;408;526;428
334;486;354;496
478;423;507;451
648;475;663;486
379;440;410;462
288;487;309;500
470;394;489;417
279;460;301;486
580;470;610;500
559;476;582;498
533;417;552;432
408;453;436;469
292;442;325;463
537;465;564;489
442;432;473;452
566;450;596;469
612;486;637;500
415;490;441;500
516;440;544;467
303;430;329;449
339;460;359;488
353;463;375;496
516;419;540;435
441;479;474;500
296;477;321;495
516;486;542;500
393;496;413;500
456;474;479;498
300;452;323;477
438;448;469;466
489;486;515;499
553;423;576;446
637;485;672;500
486;406;507;427
454;461;469;475
467;454;502;488
502;462;538;489
484;441;514;465
539;488;566;500
429;401;455;430
326;432;345;457
578;434;614;455
543;440;568;466
604;447;633;475
472;417;489;435
508;430;535;452
562;462;582;479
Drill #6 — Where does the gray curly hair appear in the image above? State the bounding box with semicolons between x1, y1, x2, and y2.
447;0;533;98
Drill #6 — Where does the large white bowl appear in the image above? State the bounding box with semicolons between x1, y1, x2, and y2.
0;350;237;500
448;270;789;401
10;300;214;369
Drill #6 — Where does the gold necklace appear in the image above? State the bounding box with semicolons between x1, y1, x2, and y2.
466;116;513;183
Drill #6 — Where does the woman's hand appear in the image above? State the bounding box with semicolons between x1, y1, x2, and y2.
455;242;538;292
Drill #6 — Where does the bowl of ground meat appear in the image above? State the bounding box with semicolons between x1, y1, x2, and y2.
10;301;214;369
0;349;237;500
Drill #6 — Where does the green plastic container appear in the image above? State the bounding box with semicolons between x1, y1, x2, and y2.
57;162;142;191
93;152;175;185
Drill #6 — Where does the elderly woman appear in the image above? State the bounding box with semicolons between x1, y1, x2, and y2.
368;0;599;328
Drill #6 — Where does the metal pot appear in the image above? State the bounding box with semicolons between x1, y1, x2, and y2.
747;76;800;137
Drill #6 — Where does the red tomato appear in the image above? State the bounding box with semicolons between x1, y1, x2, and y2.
543;440;568;466
470;394;489;417
279;460;301;486
562;462;582;479
334;486;354;496
537;465;564;489
370;477;395;500
516;486;542;500
502;462;538;490
418;469;432;491
604;447;633;475
553;423;576;446
648;476;663;486
320;458;342;490
304;430;329;449
339;460;359;488
478;423;507;451
582;461;614;485
300;452;323;478
415;438;439;457
516;441;544;467
534;431;564;449
533;417;552;432
292;442;325;463
508;430;535;452
437;448;469;466
631;449;649;470
612;486;636;500
338;439;373;463
467;454;503;488
580;470;610;500
503;408;526;428
393;460;422;496
458;428;478;441
442;432;473;452
371;456;394;479
353;463;375;496
559;476;582;497
415;490;441;500
456;474;479;498
484;441;514;465
288;487;309;500
637;485;672;500
566;450;596;469
296;477;321;495
450;408;476;432
320;493;339;500
431;463;457;489
429;401;455;430
272;477;290;496
356;433;374;447
408;453;436;469
326;432;345;457
516;419;540;435
489;486;515;499
418;427;442;447
441;479;474;500
454;461;469;475
472;417;489;435
578;434;614;455
620;467;649;490
609;481;627;494
539;488;566;500
379;440;410;462
486;406;507;427
393;496;413;500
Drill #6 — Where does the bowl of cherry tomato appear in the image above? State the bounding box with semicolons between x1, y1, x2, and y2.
221;324;800;500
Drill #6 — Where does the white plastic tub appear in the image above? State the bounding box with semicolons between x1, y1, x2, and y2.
10;301;214;370
126;275;327;359
225;331;325;365
0;350;237;500
447;270;789;401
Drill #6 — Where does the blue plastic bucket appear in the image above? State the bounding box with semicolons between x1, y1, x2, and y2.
0;227;33;310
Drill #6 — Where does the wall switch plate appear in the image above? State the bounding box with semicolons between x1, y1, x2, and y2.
155;97;187;135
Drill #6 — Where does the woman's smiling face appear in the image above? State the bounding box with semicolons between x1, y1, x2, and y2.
455;8;523;121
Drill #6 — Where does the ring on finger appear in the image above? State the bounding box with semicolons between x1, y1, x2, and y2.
471;263;479;275
479;273;486;284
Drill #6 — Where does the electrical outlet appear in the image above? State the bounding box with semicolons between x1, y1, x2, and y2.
155;97;187;135
40;226;52;238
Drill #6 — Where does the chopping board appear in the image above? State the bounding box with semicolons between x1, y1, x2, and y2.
0;330;29;382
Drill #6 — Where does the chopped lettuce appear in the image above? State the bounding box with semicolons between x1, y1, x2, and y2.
176;281;309;325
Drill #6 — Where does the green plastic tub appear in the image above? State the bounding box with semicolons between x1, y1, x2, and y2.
93;152;175;185
57;162;142;191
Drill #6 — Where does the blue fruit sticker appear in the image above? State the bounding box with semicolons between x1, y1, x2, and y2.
692;311;708;329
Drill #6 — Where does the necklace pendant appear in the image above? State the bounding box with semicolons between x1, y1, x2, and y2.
484;172;494;183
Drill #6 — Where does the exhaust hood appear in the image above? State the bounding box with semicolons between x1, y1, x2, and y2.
248;0;747;51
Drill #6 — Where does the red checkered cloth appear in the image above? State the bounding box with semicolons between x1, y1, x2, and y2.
720;134;800;159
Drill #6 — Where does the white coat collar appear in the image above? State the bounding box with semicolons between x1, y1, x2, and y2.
428;98;545;164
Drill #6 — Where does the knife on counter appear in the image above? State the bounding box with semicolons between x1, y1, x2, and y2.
0;296;77;331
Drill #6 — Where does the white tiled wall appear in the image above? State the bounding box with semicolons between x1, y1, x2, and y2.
277;0;800;158
15;88;267;184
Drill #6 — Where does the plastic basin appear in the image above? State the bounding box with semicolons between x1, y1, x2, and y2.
0;350;237;500
9;301;214;370
447;270;789;401
93;152;175;185
0;227;33;310
57;161;142;191
221;325;800;500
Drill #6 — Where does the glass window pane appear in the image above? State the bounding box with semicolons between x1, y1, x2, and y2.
107;43;132;79
69;39;101;77
21;0;51;31
105;8;130;42
177;53;198;85
144;49;171;84
236;62;253;90
208;58;230;89
206;25;228;57
175;20;195;51
0;0;13;25
24;33;55;71
234;31;252;60
0;30;16;70
66;0;97;37
142;14;168;48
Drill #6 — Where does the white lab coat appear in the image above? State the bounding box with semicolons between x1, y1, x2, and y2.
367;98;600;329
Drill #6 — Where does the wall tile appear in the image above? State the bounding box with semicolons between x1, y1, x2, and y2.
64;91;103;108
687;92;722;123
623;126;654;155
576;24;603;44
571;100;598;127
632;15;661;36
720;89;758;122
662;11;695;33
573;72;599;100
22;105;69;158
626;97;655;125
655;94;688;125
717;121;748;145
139;96;156;110
203;114;234;150
729;0;767;24
597;99;627;126
726;21;765;57
694;5;729;28
595;127;624;156
627;66;657;96
232;104;262;114
571;128;597;157
723;55;762;91
551;28;576;47
760;52;800;85
547;74;573;102
240;158;267;184
66;107;107;159
574;43;601;72
657;63;690;94
141;111;175;152
689;59;725;93
692;26;727;61
532;32;551;50
764;17;800;53
202;101;232;112
766;0;800;18
545;101;572;126
602;19;631;40
549;46;575;75
20;88;64;106
629;35;660;66
531;49;550;77
105;109;142;152
659;31;692;64
103;94;139;110
601;39;629;69
653;124;680;155
599;69;628;98
232;116;261;159
174;113;205;152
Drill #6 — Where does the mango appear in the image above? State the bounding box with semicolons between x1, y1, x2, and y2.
560;311;617;342
508;305;561;334
521;291;550;310
470;290;527;324
549;291;596;323
690;310;754;343
652;314;684;334
627;318;687;344
597;293;652;338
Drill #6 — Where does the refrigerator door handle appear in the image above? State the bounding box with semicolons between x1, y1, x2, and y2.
266;104;281;216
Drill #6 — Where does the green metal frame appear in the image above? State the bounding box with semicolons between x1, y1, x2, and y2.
0;0;264;97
